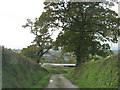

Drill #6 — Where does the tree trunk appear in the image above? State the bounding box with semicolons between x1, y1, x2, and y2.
75;52;82;66
37;56;43;64
36;51;42;64
37;59;40;64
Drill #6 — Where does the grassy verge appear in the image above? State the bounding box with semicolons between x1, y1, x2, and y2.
65;54;119;88
2;48;51;88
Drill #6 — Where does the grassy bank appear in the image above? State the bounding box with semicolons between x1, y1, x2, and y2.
2;48;50;88
65;54;119;88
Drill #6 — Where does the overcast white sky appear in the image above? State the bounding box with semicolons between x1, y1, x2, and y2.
0;0;44;49
0;0;119;50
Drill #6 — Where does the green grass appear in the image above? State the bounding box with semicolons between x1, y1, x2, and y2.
65;54;119;88
2;48;51;88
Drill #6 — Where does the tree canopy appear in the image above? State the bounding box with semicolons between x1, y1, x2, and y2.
22;0;119;65
42;1;119;65
22;18;53;63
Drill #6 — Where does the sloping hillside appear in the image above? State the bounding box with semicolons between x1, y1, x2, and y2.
2;48;50;88
66;54;119;88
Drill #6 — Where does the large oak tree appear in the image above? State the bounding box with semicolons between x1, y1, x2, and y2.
41;1;119;65
22;0;119;65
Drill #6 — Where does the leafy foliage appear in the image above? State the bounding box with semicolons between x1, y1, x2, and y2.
41;1;119;64
22;18;53;63
22;0;119;65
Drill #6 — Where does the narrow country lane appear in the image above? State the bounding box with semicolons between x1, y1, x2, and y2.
47;74;79;88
